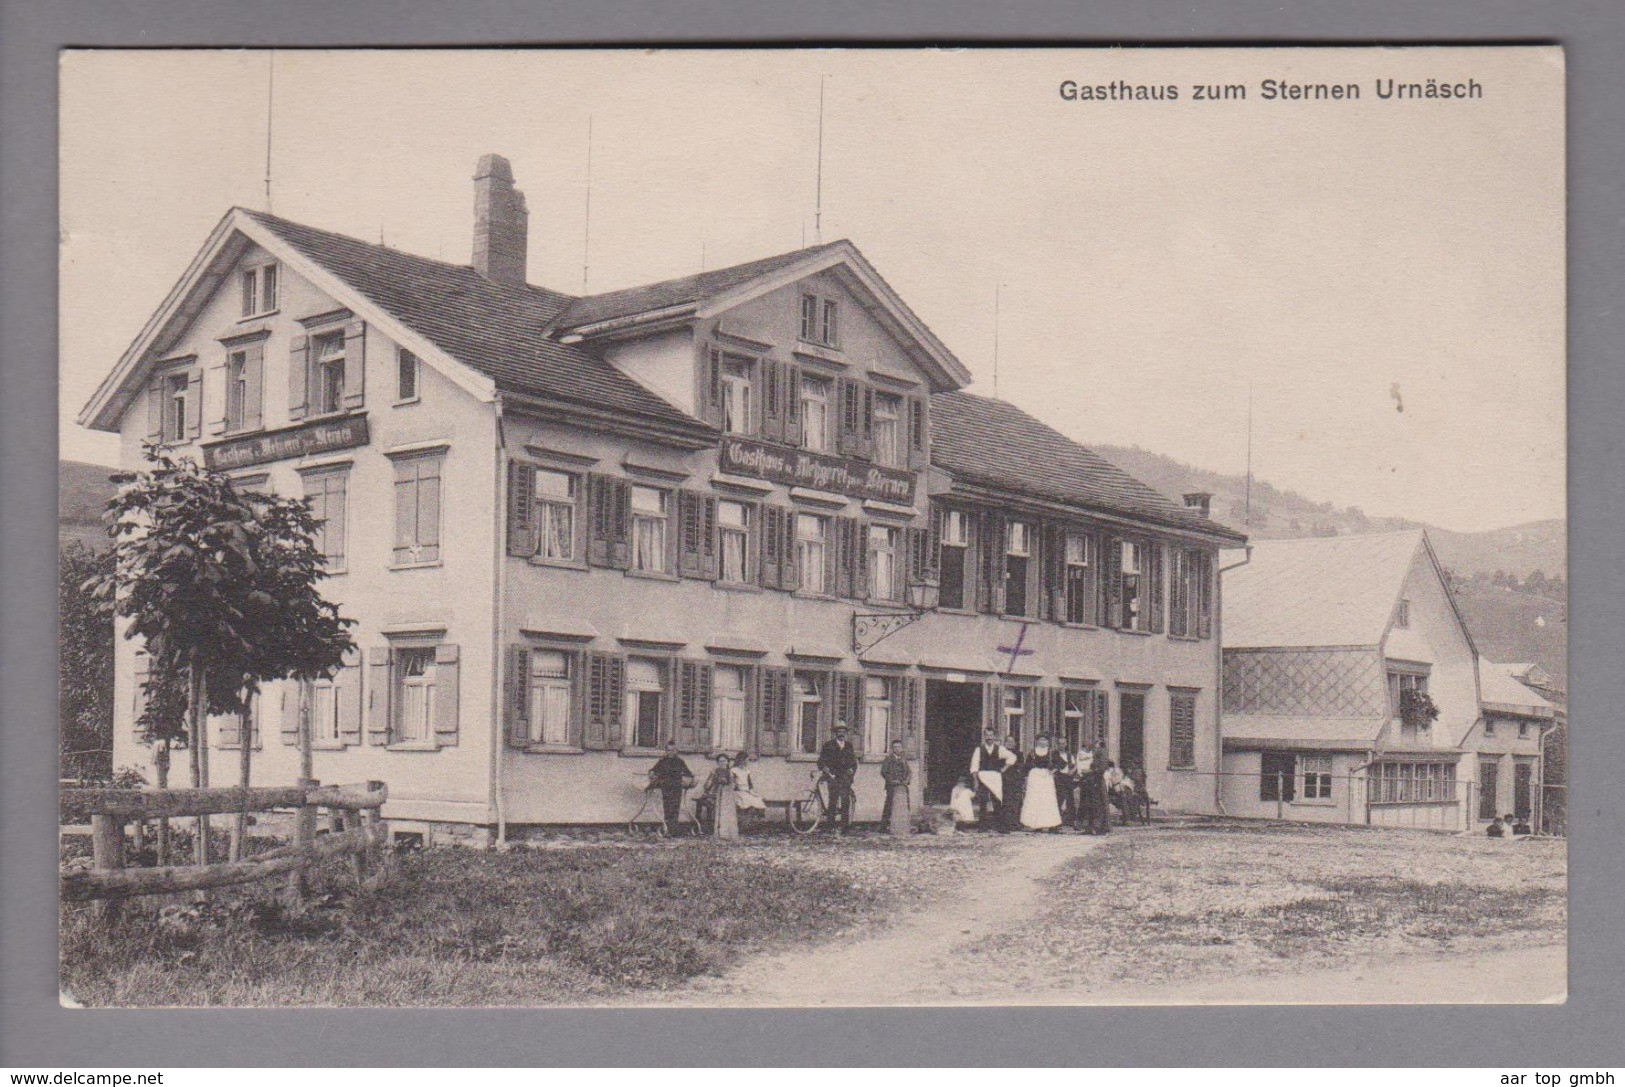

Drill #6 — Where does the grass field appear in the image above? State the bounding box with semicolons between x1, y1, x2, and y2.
60;833;976;1007
964;821;1568;991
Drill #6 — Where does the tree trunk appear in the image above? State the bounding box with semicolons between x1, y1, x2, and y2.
155;739;171;866
233;685;255;861
187;659;210;866
299;680;314;784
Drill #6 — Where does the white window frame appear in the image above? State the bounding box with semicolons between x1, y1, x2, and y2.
869;523;900;602
872;392;904;468
310;676;342;746
794;671;825;755
535;468;578;564
863;675;893;758
717;500;752;584
225;349;249;433
713;663;750;754
163;371;190;444
1120;539;1146;631
395;646;437;744
1065;530;1095;625
312;331;347;417
800;374;832;452
796;512;829;594
528;649;574;746
720;355;753;435
937;508;971;610
1298;754;1335;803
630;485;670;574
240;262;279;319
1002;686;1027;744
624;657;667;749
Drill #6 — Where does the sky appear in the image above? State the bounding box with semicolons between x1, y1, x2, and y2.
59;48;1565;532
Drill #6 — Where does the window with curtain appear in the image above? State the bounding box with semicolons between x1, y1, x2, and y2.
800;375;832;452
311;677;340;744
718;500;751;583
796;513;828;593
536;469;577;562
1065;531;1095;624
631;486;669;574
312;331;346;416
713;664;749;753
864;675;893;755
869;524;899;601
872;392;903;467
396;647;437;743
721;355;753;435
624;657;666;748
529;649;573;745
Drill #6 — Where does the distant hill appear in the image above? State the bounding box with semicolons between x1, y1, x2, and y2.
60;459;118;551
1449;583;1567;691
1091;443;1566;581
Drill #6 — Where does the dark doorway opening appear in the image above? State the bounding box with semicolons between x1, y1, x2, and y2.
925;679;985;803
1118;689;1146;773
1514;760;1534;822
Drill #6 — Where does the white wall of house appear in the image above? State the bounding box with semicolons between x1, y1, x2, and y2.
603;328;696;416
109;242;502;828
1219;748;1370;825
1460;714;1546;827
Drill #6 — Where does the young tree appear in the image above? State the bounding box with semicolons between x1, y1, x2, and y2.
91;446;355;865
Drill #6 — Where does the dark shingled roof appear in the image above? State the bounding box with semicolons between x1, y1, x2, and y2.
555;242;845;330
930;392;1245;541
242;210;711;434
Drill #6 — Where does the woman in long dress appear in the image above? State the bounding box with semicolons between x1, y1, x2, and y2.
731;751;768;827
1019;736;1064;831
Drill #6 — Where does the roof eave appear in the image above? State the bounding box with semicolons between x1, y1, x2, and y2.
939;473;1248;546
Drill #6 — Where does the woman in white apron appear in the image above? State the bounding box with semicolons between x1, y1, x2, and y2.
1020;735;1064;831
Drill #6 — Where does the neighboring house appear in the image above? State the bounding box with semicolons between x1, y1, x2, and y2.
79;154;1243;841
1470;661;1557;831
1219;530;1481;831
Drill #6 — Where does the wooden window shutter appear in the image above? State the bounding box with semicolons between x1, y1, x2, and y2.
1039;525;1060;621
342;321;367;409
761;359;783;442
219;709;241;749
980;511;1006;615
288;334;310;421
432;643;460;746
853;518;870;600
907;396;929;469
677;490;701;577
507;461;536;557
783;509;800;590
366;647;392;745
338;647;363;745
758;666;790;756
760;505;784;589
584;651;625;750
507;644;531;747
609;478;631;569
905;526;926;586
1101;535;1122;629
783;362;801;439
837;379;858;455
833;519;854;599
1092;689;1109;747
586;474;610;566
1148;542;1166;634
276;677;300;746
676;660;713;751
206;358;229;436
244;343;265;431
704;346;723;426
185;369;203;440
1197;551;1214;640
700;494;718;578
860;384;875;459
145;381;164;444
984;681;1004;741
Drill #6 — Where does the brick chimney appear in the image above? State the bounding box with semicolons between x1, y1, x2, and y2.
472;153;528;286
1183;492;1212;518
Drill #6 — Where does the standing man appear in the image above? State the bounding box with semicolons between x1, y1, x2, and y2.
818;722;860;834
1002;732;1027;832
648;739;695;835
880;739;912;836
969;727;1013;831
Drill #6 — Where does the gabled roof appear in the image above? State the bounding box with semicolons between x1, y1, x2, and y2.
1479;660;1557;719
240;211;711;436
556;243;845;329
1221;531;1425;649
928;392;1245;543
554;238;974;391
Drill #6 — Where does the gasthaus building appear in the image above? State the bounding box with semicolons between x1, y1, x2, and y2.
82;155;1245;843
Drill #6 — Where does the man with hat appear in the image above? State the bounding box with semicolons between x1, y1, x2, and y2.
818;721;860;833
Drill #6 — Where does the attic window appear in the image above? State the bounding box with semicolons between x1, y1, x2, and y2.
240;263;278;318
799;292;839;348
1395;599;1411;628
397;348;420;403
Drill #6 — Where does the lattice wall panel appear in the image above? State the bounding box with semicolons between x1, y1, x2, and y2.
1223;649;1386;716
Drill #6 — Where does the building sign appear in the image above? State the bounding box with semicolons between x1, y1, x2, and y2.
204;414;369;471
719;437;916;505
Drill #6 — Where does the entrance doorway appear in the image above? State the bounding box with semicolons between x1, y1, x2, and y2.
1118;690;1146;772
925;679;985;803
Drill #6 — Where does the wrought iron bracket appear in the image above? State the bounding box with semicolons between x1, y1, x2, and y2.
852;610;924;657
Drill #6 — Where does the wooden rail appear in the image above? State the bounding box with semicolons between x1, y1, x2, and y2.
61;779;389;911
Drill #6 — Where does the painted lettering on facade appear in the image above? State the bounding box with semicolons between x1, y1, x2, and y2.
203;414;369;470
719;437;915;504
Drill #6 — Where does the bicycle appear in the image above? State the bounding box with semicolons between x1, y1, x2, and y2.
791;770;853;835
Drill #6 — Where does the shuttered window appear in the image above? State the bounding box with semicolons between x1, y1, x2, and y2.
1168;689;1197;769
1064;531;1098;625
796;513;830;594
537;470;577;562
717;500;752;583
868;524;900;602
302;468;349;572
794;671;827;755
392;453;443;565
937;507;970;609
625;657;667;749
863;675;893;756
396;648;437;743
720;354;754;435
530;650;574;746
713;664;750;754
799;374;832;452
631;486;670;574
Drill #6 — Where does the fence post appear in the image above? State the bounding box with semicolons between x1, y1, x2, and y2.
287;778;319;907
90;813;126;922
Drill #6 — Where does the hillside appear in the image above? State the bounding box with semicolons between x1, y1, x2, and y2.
1092;444;1566;581
60;459;118;551
1450;584;1567;692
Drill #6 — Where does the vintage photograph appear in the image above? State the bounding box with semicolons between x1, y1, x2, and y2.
57;46;1566;1007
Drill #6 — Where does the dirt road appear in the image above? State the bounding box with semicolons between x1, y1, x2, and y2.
641;828;1565;1007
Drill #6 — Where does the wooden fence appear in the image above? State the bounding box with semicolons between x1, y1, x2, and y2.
60;780;388;908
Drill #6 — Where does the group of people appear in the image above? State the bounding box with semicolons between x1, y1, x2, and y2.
1485;813;1534;838
643;723;914;837
950;728;1150;834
